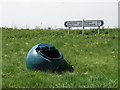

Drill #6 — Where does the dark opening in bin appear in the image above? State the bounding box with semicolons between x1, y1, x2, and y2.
35;43;62;61
40;50;60;59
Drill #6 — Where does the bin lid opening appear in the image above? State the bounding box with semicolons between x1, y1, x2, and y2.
36;43;62;60
41;49;60;59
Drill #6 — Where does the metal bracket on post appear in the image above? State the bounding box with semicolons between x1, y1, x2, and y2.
68;27;70;35
98;26;100;34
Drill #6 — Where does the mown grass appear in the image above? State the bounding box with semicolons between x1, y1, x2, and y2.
2;28;119;88
0;28;2;89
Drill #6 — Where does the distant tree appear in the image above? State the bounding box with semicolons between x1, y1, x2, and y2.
47;27;51;30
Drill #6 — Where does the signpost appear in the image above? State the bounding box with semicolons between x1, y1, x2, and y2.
64;20;104;35
83;20;104;34
64;21;82;34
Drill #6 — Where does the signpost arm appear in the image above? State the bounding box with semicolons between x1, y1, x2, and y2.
68;27;70;35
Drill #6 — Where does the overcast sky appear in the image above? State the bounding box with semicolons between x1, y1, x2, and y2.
0;0;119;29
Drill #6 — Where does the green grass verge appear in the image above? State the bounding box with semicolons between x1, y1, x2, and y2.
2;28;119;88
0;28;2;89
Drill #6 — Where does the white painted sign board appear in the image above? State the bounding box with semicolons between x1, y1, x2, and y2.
83;20;104;27
64;21;82;27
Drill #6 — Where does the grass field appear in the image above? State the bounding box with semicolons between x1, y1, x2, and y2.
2;28;119;88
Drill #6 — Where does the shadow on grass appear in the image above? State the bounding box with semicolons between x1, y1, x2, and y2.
35;60;74;74
52;60;74;74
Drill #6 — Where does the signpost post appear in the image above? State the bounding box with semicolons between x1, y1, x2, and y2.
64;21;82;35
68;27;70;35
98;26;100;34
82;19;85;35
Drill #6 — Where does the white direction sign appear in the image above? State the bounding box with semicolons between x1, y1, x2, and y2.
64;21;82;27
83;20;104;27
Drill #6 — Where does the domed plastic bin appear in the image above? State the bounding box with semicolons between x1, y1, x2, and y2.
26;43;64;71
